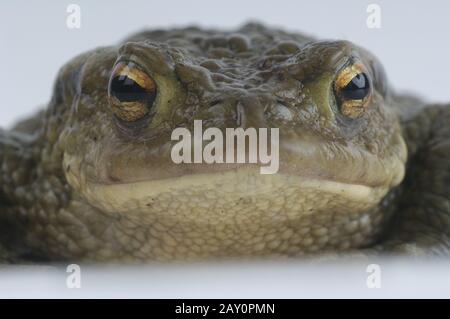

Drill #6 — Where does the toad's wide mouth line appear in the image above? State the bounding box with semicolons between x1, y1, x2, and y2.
90;167;381;191
65;164;389;213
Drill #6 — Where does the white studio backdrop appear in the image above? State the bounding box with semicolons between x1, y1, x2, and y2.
1;259;450;298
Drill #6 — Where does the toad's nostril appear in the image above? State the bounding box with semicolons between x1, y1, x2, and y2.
235;98;268;129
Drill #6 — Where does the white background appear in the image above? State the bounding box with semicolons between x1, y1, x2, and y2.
0;0;449;127
2;259;450;298
1;1;450;298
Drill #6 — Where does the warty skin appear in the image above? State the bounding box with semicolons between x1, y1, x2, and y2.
0;23;449;262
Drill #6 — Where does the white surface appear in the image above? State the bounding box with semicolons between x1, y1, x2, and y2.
1;0;450;128
1;259;450;298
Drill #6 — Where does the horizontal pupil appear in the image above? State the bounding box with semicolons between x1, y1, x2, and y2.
341;73;370;100
110;75;150;102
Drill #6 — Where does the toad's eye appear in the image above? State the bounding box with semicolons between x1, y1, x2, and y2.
108;61;157;122
334;63;372;119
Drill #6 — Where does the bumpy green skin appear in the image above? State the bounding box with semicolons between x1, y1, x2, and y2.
381;104;450;255
0;24;449;262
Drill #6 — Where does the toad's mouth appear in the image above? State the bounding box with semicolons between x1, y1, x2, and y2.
63;152;398;216
62;131;407;215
